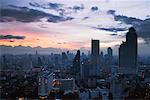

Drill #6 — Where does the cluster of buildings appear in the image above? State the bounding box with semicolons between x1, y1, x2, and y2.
1;27;150;99
38;27;150;99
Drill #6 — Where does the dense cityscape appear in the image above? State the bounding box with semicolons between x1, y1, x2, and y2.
1;0;150;99
1;27;150;99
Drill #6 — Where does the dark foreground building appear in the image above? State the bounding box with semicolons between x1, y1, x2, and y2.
119;27;137;74
72;50;80;75
91;39;100;76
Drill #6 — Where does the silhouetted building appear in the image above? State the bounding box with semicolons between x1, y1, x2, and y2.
72;50;80;75
38;57;43;66
90;39;100;76
80;59;90;80
107;47;113;58
62;52;68;67
88;40;100;88
102;47;113;73
62;52;68;60
119;27;137;74
107;47;113;65
2;55;7;69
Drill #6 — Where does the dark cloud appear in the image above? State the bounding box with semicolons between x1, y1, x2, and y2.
67;4;84;12
73;4;84;11
0;35;25;40
29;2;44;8
47;15;73;23
114;15;142;25
109;33;118;36
114;15;150;43
135;18;150;44
91;6;98;11
48;2;63;10
29;2;63;10
107;10;115;15
29;2;66;16
83;16;89;20
29;2;84;16
0;6;49;22
105;10;150;43
94;27;127;32
0;5;74;23
146;15;150;18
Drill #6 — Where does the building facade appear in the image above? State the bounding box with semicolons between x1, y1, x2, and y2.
119;27;137;74
90;40;100;76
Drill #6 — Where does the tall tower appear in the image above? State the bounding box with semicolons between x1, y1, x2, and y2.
62;52;68;67
126;27;137;68
119;27;137;74
72;50;80;75
91;39;100;76
107;47;113;57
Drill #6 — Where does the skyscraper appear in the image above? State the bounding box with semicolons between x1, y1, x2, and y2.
119;27;137;74
91;39;100;76
102;47;113;73
107;47;113;58
61;52;68;67
72;50;80;75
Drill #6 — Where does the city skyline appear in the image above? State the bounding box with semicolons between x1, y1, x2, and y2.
1;1;150;99
1;27;150;99
0;0;150;56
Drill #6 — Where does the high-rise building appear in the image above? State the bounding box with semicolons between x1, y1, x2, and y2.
61;52;68;67
90;39;100;76
119;27;137;74
107;47;113;66
107;47;113;58
80;59;90;80
72;50;80;75
102;47;113;73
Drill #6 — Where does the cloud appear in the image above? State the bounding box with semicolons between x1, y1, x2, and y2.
114;15;150;43
107;10;115;15
47;15;73;23
73;4;84;11
146;15;150;18
0;5;74;23
29;2;66;16
114;15;142;25
0;6;49;22
0;35;25;40
109;33;118;36
91;6;98;11
29;2;41;8
30;2;84;16
105;10;150;43
48;2;63;10
95;27;127;32
30;2;84;15
83;16;89;20
135;18;150;44
29;2;63;10
67;4;84;12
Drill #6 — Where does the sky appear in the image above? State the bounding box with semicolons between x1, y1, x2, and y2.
0;0;150;55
